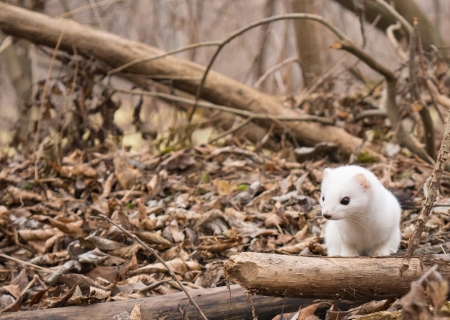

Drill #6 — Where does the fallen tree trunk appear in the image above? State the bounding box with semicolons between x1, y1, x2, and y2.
224;253;450;300
0;3;375;158
0;284;363;320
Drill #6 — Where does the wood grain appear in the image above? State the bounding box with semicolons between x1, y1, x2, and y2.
0;285;347;320
225;253;450;300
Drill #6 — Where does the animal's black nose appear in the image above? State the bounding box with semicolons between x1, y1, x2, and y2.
323;213;331;219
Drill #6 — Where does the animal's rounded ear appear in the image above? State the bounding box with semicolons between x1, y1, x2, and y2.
354;173;370;191
323;168;331;180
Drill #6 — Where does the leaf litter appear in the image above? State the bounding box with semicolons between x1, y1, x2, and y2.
1;43;450;319
2;141;450;319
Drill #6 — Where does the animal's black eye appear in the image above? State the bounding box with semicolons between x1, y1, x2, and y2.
340;197;350;205
322;196;325;201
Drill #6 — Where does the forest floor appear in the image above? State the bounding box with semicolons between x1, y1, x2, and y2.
1;138;450;319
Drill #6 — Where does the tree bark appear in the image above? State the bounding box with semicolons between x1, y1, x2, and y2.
0;2;376;158
292;0;324;87
224;252;450;300
0;284;362;320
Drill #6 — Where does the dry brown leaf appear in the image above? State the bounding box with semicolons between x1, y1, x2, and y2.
0;284;21;299
0;295;22;312
47;286;77;309
114;156;141;190
156;150;195;171
426;280;449;312
132;231;172;247
136;200;156;231
31;216;86;238
109;243;145;259
111;210;133;231
195;262;223;288
197;239;242;253
4;186;44;204
129;258;201;276
297;303;329;320
89;286;111;300
213;179;238;196
160;246;190;262
264;213;282;228
18;228;59;241
401;282;431;320
86;266;120;283
81;235;126;251
71;163;97;178
129;303;142;320
169;220;185;243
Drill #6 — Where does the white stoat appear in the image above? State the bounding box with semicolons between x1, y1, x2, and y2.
319;165;401;257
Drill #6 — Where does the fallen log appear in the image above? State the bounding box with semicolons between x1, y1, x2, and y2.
0;284;363;320
224;252;450;300
0;3;378;158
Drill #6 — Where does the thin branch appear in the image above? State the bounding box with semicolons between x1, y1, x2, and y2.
408;19;436;160
56;0;123;19
331;40;396;81
427;79;450;109
188;13;350;122
328;34;433;164
88;0;106;30
254;57;300;90
355;0;366;48
400;108;450;274
108;41;221;75
208;117;253;144
296;53;350;106
353;109;388;122
102;84;335;124
386;22;408;62
90;214;208;320
33;28;65;180
0;252;53;273
415;20;444;123
0;35;12;55
371;0;413;36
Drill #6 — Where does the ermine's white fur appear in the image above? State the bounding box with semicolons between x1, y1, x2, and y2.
320;165;401;256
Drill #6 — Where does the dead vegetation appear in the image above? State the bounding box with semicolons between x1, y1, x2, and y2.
1;1;450;319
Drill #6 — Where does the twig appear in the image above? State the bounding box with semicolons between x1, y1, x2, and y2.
33;28;65;180
417;264;439;285
371;0;413;35
0;252;54;273
0;35;12;55
408;19;435;160
332;40;395;81
400;107;450;275
386;22;408;62
353;109;388;122
332;39;433;164
21;274;40;296
297;54;350;106
208;117;253;144
137;279;170;294
415;20;444;123
108;41;220;75
355;0;366;48
254;57;300;89
57;0;123;19
88;0;105;30
187;12;350;122
101;84;335;124
90;214;208;320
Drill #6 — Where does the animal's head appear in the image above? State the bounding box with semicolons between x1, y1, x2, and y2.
320;167;372;220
